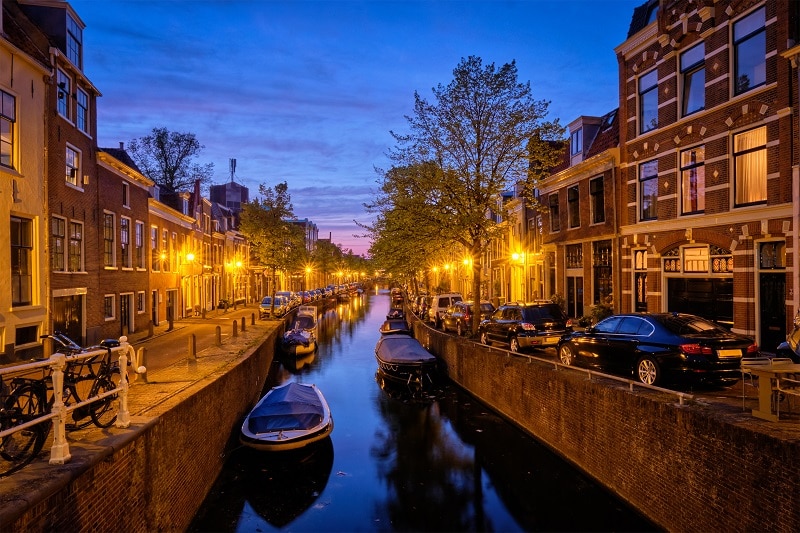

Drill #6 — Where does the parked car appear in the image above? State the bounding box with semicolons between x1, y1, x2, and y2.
276;291;297;308
442;301;495;336
479;302;571;352
556;312;760;387
259;296;289;318
772;312;800;363
427;293;462;328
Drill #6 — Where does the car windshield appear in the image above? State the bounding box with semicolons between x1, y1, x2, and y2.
261;297;271;305
521;305;564;321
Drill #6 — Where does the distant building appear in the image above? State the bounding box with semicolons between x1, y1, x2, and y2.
210;180;249;215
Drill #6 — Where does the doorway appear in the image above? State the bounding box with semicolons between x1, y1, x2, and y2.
759;273;786;352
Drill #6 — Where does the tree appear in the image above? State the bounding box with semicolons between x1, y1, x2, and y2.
375;56;564;333
127;127;214;192
239;182;305;315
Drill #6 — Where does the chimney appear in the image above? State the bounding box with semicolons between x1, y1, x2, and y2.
119;141;124;150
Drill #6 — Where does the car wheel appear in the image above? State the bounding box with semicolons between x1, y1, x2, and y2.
456;321;463;336
559;344;574;366
637;356;660;385
509;336;520;352
480;331;489;345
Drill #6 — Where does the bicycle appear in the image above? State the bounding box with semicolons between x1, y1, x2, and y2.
0;374;47;476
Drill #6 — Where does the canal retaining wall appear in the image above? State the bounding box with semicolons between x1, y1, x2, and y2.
414;323;800;532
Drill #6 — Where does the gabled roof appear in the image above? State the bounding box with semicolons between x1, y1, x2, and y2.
627;0;659;38
99;147;141;173
585;109;619;159
2;0;51;69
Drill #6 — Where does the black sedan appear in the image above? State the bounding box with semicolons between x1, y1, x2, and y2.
556;312;759;387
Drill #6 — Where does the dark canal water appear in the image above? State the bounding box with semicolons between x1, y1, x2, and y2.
190;290;657;532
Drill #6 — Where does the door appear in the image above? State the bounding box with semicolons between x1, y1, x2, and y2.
120;294;131;336
759;273;786;352
151;290;158;326
566;276;583;320
166;290;175;324
53;295;83;343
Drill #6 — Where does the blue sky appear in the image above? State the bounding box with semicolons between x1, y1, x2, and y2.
70;0;641;255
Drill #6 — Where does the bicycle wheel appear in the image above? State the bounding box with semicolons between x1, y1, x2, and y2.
1;383;47;475
66;376;96;430
88;370;119;428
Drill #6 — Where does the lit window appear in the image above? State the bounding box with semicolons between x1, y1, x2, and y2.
733;126;767;206
135;221;145;268
51;217;66;272
590;176;605;224
0;89;15;168
733;7;766;95
11;216;33;306
680;146;705;214
549;194;560;232
683;247;709;273
69;221;83;272
137;292;146;313
66;14;83;69
57;70;71;120
120;217;131;268
681;43;705;116
103;212;115;267
639;69;658;134
568;186;580;228
104;295;115;320
639;159;658;221
66;146;80;187
76;89;88;133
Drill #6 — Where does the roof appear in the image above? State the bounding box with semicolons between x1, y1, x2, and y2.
2;0;51;69
584;108;619;159
627;0;659;38
99;147;141;173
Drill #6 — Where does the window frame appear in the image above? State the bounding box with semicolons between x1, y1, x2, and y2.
733;125;767;207
135;221;145;269
638;69;659;134
11;216;33;307
65;144;81;189
549;194;560;232
567;185;580;228
589;176;605;224
680;145;705;215
104;294;116;321
570;128;582;156
69;220;83;272
103;211;116;268
0;89;16;169
733;6;766;96
122;182;130;208
120;216;132;268
151;226;159;271
680;43;705;117
76;88;88;134
57;69;72;121
639;159;659;221
66;14;83;69
51;216;66;272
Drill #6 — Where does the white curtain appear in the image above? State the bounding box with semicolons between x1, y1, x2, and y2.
734;127;767;205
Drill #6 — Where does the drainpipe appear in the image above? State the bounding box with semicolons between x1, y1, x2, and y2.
612;164;622;313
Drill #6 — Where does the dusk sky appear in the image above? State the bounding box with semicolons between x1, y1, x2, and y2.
70;0;641;256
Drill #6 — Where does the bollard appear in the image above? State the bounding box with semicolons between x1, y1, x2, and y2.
188;333;196;360
216;325;222;346
241;316;246;332
233;321;238;337
251;313;256;325
202;307;206;319
138;347;148;383
168;316;174;331
148;320;154;337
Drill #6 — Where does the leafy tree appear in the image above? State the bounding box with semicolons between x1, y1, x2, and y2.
128;127;214;192
239;182;305;314
374;56;564;333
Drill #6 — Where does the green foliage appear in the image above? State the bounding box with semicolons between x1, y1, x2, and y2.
127;126;214;192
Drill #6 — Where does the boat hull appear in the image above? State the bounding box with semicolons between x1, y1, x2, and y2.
374;334;438;388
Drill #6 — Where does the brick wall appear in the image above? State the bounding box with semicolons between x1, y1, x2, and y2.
416;324;800;532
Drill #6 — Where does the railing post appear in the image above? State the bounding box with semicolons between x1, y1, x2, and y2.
115;337;132;428
49;353;71;464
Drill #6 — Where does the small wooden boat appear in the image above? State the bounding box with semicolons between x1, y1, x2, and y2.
240;382;333;451
282;306;318;355
379;318;412;335
374;334;438;389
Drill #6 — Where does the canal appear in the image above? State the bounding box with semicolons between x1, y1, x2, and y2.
189;290;657;532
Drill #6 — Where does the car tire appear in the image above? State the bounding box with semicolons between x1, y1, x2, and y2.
480;331;490;345
456;321;463;336
559;344;574;366
509;336;520;353
636;356;660;385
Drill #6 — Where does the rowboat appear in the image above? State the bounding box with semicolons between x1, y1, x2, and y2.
374;334;438;389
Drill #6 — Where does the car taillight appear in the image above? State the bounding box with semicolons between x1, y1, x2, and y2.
520;322;535;331
746;344;759;354
680;344;712;355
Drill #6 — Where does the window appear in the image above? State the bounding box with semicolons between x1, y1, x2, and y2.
57;70;71;120
135;221;145;268
66;14;83;69
634;249;647;312
162;230;169;269
590;176;605;224
639;69;658;134
760;241;786;269
66;146;80;187
639;159;658;221
567;186;580;228
593;240;612;304
16;325;39;346
69;221;83;272
549;195;560;232
74;90;88;135
680;146;705;214
120;217;131;268
1;89;15;168
122;182;130;208
137;291;146;313
733;7;766;95
683;247;709;273
11;216;33;306
570;128;582;156
103;212;115;267
104;295;115;320
681;43;705;116
51;217;66;272
733;126;767;206
566;244;583;269
151;226;159;271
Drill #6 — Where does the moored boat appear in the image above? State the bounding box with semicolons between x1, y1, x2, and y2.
379;318;412;335
240;382;333;451
374;334;438;389
281;305;318;355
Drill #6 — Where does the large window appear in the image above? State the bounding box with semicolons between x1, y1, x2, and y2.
120;217;131;268
103;212;115;267
549;194;560;232
51;217;66;271
57;70;71;120
680;146;705;214
76;89;88;133
734;126;767;207
733;7;766;95
151;226;159;271
135;221;145;269
593;240;612;304
69;221;83;272
639;159;658;221
567;186;580;228
66;14;83;69
639;69;658;134
590;176;605;224
1;89;15;168
681;43;705;116
66;146;80;187
566;244;583;269
11;216;33;306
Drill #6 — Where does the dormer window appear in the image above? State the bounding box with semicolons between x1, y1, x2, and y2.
67;14;83;69
57;70;71;120
570;128;583;156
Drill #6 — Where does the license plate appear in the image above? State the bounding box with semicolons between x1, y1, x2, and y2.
717;349;741;358
544;337;559;345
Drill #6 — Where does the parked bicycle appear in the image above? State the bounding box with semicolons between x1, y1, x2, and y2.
0;333;123;476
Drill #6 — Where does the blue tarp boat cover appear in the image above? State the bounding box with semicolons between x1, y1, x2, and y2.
293;315;315;330
375;335;436;364
248;383;324;434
